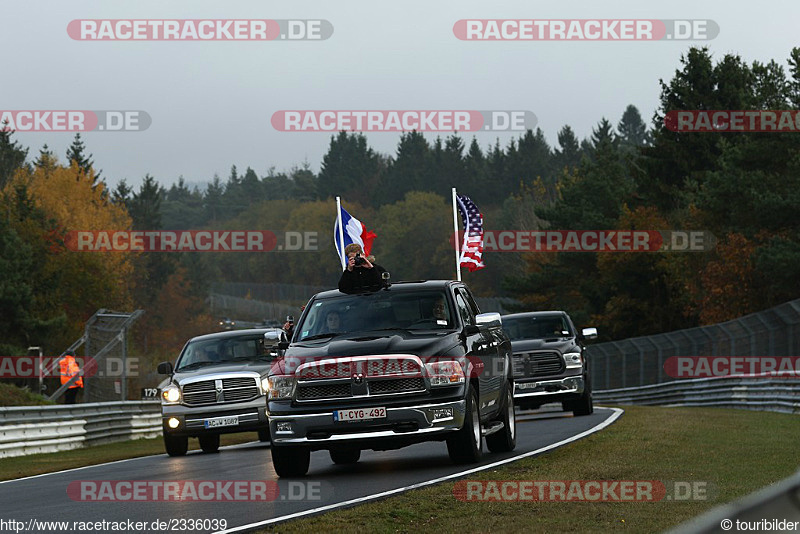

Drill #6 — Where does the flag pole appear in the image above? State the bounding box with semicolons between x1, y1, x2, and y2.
451;187;462;282
336;196;346;271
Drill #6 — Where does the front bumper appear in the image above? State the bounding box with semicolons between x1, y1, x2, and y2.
161;397;269;437
514;375;585;399
268;399;466;450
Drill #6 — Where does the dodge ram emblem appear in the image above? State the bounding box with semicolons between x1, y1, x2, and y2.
215;379;224;402
352;373;364;384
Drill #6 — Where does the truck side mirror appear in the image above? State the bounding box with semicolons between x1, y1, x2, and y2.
463;324;480;336
157;362;173;375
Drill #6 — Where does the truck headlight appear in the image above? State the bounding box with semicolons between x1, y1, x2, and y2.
260;376;270;394
266;375;296;400
564;352;583;369
425;360;465;387
161;385;181;404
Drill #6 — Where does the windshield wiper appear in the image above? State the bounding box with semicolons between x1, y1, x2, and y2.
300;332;344;341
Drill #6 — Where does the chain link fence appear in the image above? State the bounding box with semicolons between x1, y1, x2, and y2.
589;299;800;390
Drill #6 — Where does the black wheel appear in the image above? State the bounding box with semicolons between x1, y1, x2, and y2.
487;384;516;453
198;434;220;453
163;433;188;457
271;446;310;477
258;428;271;442
329;449;361;464
446;387;482;464
572;378;593;416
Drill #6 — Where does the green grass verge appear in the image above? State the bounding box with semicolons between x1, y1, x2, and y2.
0;382;55;406
1;406;796;533
0;433;261;482
270;406;800;534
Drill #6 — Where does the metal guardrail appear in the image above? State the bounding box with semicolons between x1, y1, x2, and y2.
595;374;800;414
667;469;800;533
0;401;161;458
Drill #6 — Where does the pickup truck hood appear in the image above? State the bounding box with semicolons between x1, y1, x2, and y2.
173;361;273;377
158;361;273;388
509;337;579;354
275;330;461;374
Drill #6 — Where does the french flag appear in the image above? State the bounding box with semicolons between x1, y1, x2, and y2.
334;203;377;270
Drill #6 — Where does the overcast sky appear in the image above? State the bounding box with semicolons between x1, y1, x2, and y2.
3;0;799;190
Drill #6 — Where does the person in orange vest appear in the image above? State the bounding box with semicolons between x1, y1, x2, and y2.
59;350;84;404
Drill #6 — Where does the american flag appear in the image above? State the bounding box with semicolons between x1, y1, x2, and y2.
456;193;485;272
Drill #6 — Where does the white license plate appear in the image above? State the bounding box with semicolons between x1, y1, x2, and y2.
204;416;239;428
333;407;386;422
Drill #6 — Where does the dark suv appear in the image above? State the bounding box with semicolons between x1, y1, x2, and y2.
157;328;287;456
500;311;597;416
266;280;516;477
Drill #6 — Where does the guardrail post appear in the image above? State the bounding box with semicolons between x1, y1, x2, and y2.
121;328;128;401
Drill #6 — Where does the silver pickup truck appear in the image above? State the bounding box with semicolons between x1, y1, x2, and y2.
266;280;516;477
157;327;286;456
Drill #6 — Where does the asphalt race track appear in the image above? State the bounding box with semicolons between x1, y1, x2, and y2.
0;407;621;533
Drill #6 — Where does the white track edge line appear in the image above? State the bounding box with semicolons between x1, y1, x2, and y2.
217;407;624;533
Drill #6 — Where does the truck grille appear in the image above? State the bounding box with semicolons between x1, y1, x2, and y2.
182;376;260;406
295;377;426;400
296;383;352;400
294;357;427;401
369;377;425;395
512;351;565;378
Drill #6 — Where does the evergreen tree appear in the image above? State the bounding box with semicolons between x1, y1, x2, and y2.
507;128;553;193
0;122;28;189
435;135;466;197
130;175;175;310
616;105;650;151
34;144;56;171
462;138;487;195
289;163;318;201
129;174;163;229
203;174;224;224
318;132;384;207
553;125;582;173
484;140;506;205
66;133;102;183
379;131;433;205
111;179;132;207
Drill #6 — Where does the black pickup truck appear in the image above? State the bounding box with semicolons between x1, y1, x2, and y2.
501;311;597;416
266;280;516;477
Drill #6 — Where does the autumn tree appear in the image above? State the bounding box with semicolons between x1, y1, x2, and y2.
2;160;134;349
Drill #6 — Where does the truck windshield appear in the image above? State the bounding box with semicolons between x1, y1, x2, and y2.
503;315;572;341
296;290;454;341
176;334;273;371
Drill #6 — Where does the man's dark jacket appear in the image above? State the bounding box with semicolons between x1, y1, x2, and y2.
338;264;387;293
